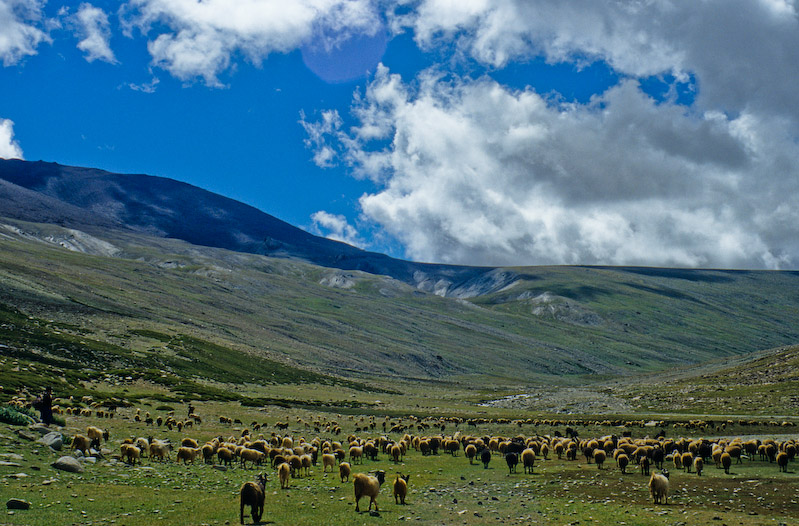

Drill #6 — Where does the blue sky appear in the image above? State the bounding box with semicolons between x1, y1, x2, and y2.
2;1;799;270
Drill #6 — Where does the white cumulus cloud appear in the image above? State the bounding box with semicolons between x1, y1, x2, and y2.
396;0;799;121
310;210;363;247
73;3;116;63
307;65;799;269
0;118;23;159
125;0;382;86
0;0;49;66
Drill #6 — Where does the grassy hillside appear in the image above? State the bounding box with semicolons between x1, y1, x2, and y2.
1;217;799;406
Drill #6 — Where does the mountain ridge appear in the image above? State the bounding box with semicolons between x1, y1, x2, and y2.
0;158;499;295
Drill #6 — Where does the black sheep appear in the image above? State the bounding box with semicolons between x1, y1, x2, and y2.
480;448;491;469
239;473;266;524
505;452;518;474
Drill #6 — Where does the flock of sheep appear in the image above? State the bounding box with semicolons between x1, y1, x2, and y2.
57;409;796;524
7;395;796;524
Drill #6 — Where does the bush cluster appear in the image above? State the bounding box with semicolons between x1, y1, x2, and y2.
0;405;34;425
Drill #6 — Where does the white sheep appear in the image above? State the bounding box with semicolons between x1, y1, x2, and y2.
149;440;172;462
648;470;669;504
353;470;386;512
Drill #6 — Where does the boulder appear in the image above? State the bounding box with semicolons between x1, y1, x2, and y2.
15;429;37;442
6;498;31;510
29;423;51;435
38;431;63;451
52;456;84;473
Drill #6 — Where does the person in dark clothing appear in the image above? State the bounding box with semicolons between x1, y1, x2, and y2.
35;387;54;425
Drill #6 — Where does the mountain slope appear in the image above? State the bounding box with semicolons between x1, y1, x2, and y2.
1;159;799;392
0;159;491;291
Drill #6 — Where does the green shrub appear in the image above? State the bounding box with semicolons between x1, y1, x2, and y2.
156;405;175;412
0;405;35;425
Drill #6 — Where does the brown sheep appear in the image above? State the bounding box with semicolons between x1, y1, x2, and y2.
777;451;789;472
121;444;141;465
593;449;606;469
322;453;336;472
339;461;351;483
521;448;536;474
354;470;386;512
177;446;201;464
278;462;291;489
240;473;266;525
617;453;629;474
393;473;410;504
694;456;704;476
72;434;91;456
721;452;732;474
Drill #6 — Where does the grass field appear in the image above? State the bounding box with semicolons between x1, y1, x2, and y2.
2;395;798;526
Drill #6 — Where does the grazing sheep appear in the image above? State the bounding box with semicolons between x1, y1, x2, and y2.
393;473;410;504
593;449;606;469
353;470;386;512
218;447;234;466
240;473;267;525
681;452;693;473
640;456;651;476
777;451;789;472
390;444;402;463
240;448;265;469
521;448;536;474
648;470;670;505
150;440;172;462
86;426;108;448
177;446;201;464
481;448;491;469
181;438;199;448
72;434;92;456
465;444;477;464
617;453;629;474
278;462;291;489
135;437;150;457
349;446;363;465
721;452;732;474
121;444;141;465
694;456;704;476
322;453;336;473
339;461;352;483
505;452;519;474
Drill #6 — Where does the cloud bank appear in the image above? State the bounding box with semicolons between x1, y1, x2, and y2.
300;0;799;269
309;65;798;268
125;0;382;86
